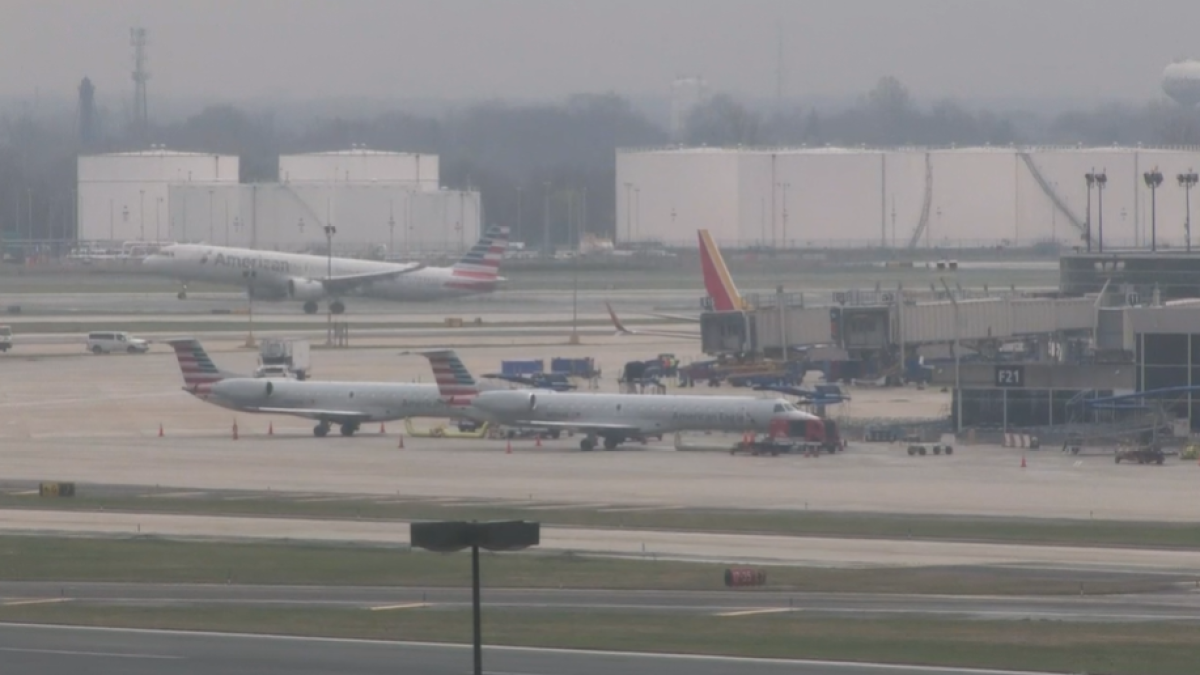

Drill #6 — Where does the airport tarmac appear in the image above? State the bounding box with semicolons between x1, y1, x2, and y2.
3;582;1198;623
0;623;1068;675
3;508;1198;572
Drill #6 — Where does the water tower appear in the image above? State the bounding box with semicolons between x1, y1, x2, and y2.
1163;60;1200;107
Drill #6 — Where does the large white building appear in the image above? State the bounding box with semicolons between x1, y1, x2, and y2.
616;146;1200;248
77;150;239;242
78;148;479;254
167;182;480;255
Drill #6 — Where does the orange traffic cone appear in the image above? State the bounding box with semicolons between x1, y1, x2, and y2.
535;434;542;448
268;422;274;436
397;435;405;449
158;423;164;438
1020;453;1026;469
379;423;386;435
506;440;513;454
232;421;239;441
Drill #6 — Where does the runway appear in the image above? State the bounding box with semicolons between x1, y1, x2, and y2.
0;623;1062;675
3;582;1199;623
3;508;1200;573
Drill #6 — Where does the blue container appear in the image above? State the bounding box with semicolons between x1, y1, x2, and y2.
501;359;544;376
551;357;594;376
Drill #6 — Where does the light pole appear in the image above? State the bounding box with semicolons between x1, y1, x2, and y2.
224;198;230;245
156;196;162;242
542;181;551;256
138;189;145;241
1179;170;1197;253
389;199;396;257
515;185;523;245
1086;170;1107;253
1144;168;1163;252
1084;172;1095;252
940;278;962;434
324;224;337;345
633;187;641;242
622;182;633;243
777;182;790;247
207;188;214;243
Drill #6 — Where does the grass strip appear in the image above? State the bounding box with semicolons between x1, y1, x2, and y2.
0;605;1193;675
0;536;1177;595
5;490;1200;551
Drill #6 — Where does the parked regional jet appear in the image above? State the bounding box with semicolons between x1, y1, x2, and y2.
167;338;454;437
143;225;509;314
415;349;823;451
606;229;746;339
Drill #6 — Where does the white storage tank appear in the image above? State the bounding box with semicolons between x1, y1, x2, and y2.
279;149;440;192
77;150;238;243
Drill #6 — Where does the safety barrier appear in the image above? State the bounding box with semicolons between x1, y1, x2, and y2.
39;482;76;498
1003;433;1040;449
724;568;767;587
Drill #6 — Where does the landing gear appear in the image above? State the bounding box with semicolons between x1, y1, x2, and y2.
603;435;621;450
177;283;188;300
339;422;359;437
580;436;597;451
329;300;346;315
303;300;319;315
313;421;331;437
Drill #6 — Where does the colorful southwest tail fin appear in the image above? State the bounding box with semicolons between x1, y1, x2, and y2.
698;229;745;311
604;302;634;336
166;338;232;394
450;224;509;289
416;349;479;402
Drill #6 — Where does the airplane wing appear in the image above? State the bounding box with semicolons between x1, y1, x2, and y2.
605;302;699;340
248;407;375;424
320;264;424;295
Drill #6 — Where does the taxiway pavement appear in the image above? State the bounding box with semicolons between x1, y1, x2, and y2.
3;582;1198;623
0;623;1064;675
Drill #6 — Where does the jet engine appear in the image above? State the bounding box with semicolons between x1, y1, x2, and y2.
287;278;327;301
474;390;540;416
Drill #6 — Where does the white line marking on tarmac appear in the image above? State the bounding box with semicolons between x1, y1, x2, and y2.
0;623;1064;673
369;602;431;611
0;646;182;660
715;607;794;617
2;598;72;607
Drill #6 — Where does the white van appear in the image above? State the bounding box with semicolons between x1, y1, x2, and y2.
86;331;150;355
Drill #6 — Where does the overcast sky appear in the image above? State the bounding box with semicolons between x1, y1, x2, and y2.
4;0;1199;108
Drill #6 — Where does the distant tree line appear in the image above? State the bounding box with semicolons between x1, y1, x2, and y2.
1;76;1198;245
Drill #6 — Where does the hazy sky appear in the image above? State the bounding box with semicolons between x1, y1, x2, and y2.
4;0;1200;107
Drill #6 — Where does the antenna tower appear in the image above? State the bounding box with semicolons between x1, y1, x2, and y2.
130;27;150;137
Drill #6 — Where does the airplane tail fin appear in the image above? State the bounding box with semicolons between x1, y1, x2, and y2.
449;224;509;289
605;301;633;336
698;229;745;311
416;349;479;401
166;338;232;393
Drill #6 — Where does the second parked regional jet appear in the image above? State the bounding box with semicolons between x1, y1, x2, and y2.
167;338;456;437
415;349;823;451
143;225;509;314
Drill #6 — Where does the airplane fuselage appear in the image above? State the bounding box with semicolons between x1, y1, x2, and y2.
198;378;453;422
143;244;493;302
462;390;819;436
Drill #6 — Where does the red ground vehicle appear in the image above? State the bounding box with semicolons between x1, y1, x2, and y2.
734;417;841;456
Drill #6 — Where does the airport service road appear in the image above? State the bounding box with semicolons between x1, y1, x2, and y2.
2;509;1200;574
0;624;1062;675
3;583;1199;623
0;289;709;317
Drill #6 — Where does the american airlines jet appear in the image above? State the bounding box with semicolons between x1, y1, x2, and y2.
416;349;823;451
167;338;454;437
142;225;508;314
